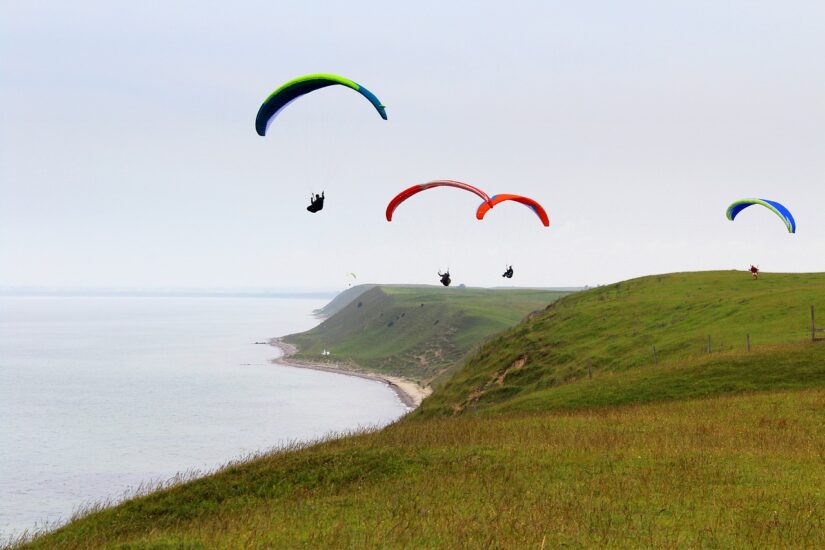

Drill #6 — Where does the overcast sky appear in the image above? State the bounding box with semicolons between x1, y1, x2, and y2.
2;1;824;291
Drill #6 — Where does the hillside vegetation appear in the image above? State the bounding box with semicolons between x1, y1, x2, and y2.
25;390;825;549
312;284;376;318
22;271;825;549
284;286;568;384
419;270;825;415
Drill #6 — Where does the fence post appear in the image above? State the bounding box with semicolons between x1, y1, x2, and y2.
588;359;592;379
813;305;817;343
652;345;658;364
707;335;711;354
746;333;750;352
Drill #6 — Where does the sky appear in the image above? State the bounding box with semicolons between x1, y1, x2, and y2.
2;1;824;292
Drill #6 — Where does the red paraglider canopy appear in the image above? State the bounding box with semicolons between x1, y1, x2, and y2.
386;180;492;221
476;194;549;227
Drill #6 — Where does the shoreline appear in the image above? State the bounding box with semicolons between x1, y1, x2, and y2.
269;338;432;409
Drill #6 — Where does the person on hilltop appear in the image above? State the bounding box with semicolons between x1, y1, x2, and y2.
502;265;514;279
307;191;325;213
750;265;759;280
438;270;451;287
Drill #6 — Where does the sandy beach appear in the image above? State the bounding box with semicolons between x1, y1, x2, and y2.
269;338;431;409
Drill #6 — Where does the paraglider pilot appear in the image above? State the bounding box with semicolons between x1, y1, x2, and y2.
438;270;451;287
750;265;759;280
502;265;514;279
307;191;325;213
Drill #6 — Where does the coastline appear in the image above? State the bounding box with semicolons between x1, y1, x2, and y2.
269;338;432;409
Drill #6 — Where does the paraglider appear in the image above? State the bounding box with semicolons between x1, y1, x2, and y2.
502;265;514;279
438;270;451;287
726;199;796;233
476;194;549;227
307;192;325;213
346;272;357;287
386;181;492;221
256;74;387;136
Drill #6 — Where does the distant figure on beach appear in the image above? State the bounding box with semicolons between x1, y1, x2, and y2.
438;270;451;287
307;191;324;213
750;265;759;280
502;265;514;279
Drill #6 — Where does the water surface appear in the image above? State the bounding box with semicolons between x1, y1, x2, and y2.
0;296;407;538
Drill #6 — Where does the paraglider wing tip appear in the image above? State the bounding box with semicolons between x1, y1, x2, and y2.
254;115;267;136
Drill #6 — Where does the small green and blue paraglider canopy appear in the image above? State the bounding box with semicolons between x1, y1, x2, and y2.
256;73;387;136
726;199;796;233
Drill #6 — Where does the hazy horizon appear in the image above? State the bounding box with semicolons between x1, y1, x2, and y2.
3;1;824;291
0;282;586;296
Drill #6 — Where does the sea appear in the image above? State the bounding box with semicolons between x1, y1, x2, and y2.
0;295;408;539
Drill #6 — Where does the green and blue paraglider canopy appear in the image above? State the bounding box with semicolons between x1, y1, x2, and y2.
256;73;387;136
726;198;796;234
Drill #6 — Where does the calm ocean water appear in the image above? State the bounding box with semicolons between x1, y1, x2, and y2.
0;296;407;539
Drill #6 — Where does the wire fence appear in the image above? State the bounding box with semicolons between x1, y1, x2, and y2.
590;304;824;374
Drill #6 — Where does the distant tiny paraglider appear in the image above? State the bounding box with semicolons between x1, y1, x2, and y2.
438;270;451;287
502;265;514;279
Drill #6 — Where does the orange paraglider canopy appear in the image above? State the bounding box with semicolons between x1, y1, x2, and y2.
386;180;492;221
476;194;549;227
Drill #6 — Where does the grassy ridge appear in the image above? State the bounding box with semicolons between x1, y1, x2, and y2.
22;271;825;548
26;390;825;548
284;286;568;384
312;284;376;317
419;271;825;415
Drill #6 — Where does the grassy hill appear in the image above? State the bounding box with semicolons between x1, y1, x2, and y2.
312;284;377;318
284;286;569;384
26;393;825;548
21;271;825;549
418;270;825;415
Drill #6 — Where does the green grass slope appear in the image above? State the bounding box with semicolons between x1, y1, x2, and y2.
21;271;825;549
312;284;377;318
418;270;825;415
25;390;825;549
284;286;569;384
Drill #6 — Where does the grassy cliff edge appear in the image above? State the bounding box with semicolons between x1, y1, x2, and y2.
22;272;825;549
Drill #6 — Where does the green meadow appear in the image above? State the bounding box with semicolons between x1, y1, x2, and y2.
19;271;825;549
420;270;825;415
